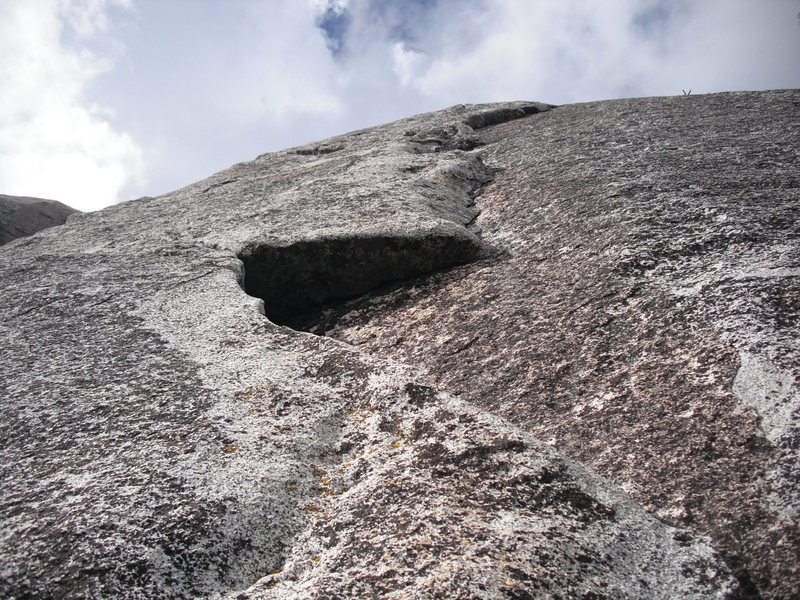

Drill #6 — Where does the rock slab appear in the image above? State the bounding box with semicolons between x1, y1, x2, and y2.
2;92;797;599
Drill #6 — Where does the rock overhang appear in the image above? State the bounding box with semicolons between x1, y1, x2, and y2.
238;225;486;325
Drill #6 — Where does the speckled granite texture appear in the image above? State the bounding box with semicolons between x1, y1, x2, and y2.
2;90;797;599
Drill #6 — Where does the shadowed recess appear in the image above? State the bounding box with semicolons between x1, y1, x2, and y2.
238;232;484;327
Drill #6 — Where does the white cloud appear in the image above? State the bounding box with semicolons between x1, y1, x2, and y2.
640;0;800;96
3;0;798;211
57;0;133;37
392;42;428;86
368;0;800;104
126;0;800;203
0;0;143;211
220;2;343;119
312;0;350;13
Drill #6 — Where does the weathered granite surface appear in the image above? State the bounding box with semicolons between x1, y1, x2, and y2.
302;90;800;598
0;91;795;599
0;193;79;245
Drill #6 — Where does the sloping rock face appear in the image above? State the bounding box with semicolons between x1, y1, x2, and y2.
299;90;800;598
0;194;79;245
0;91;794;599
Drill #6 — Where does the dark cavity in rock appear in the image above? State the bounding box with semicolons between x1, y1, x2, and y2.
238;232;484;327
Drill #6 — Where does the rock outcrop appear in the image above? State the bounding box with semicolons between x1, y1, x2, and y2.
1;91;797;599
0;193;79;245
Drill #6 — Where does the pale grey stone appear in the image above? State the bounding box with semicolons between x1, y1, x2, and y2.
4;92;794;599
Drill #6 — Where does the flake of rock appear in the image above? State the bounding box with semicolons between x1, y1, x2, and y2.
0;193;80;245
0;97;772;599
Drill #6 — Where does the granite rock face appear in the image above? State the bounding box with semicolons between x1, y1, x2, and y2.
0;91;796;599
302;91;800;598
0;193;79;245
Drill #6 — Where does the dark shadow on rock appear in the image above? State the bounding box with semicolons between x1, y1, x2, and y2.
238;231;486;326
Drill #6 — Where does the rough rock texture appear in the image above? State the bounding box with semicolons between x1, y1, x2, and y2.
0;193;79;245
0;91;795;599
300;91;800;598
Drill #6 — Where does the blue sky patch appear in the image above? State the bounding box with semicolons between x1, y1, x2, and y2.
316;4;352;57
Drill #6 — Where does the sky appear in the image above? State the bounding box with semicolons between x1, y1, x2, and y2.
1;0;798;212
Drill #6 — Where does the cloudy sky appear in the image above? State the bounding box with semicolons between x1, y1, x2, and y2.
1;0;798;211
